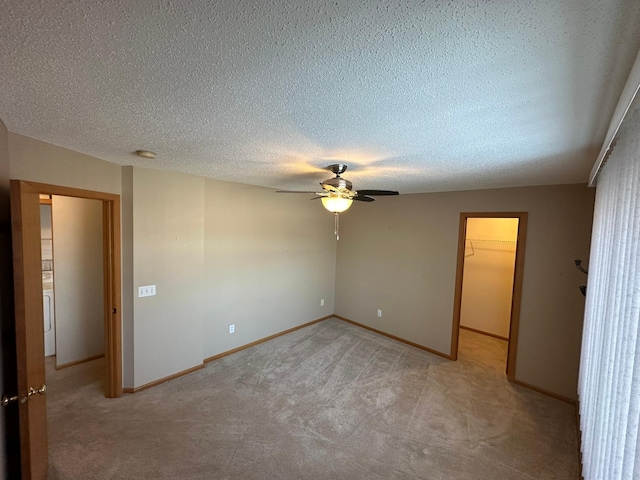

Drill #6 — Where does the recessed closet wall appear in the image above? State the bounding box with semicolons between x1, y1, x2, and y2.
460;218;519;339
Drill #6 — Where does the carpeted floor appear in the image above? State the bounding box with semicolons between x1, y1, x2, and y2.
46;318;580;479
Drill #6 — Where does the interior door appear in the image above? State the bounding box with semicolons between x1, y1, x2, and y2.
11;180;48;479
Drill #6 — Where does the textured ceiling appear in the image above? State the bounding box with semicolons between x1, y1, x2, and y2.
2;1;640;194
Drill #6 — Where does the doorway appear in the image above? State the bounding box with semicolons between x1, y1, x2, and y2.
39;195;106;372
450;212;527;381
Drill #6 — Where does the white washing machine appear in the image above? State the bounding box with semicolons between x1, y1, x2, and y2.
43;272;56;356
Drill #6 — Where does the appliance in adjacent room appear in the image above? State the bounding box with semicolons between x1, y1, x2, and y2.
43;270;55;356
41;202;56;356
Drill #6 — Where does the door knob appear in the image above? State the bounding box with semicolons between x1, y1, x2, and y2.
28;385;47;396
1;394;27;406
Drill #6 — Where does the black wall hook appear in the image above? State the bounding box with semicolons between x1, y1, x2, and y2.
575;259;588;275
575;259;588;296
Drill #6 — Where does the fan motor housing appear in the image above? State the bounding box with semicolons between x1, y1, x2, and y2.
321;176;352;191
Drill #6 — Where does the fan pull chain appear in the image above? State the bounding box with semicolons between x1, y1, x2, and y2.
334;212;340;240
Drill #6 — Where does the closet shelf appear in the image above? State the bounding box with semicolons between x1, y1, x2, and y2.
464;238;516;257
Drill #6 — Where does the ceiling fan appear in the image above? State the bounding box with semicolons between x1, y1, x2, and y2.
277;164;399;238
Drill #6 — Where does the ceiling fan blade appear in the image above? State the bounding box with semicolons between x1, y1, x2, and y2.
352;194;375;202
276;190;320;194
356;189;399;196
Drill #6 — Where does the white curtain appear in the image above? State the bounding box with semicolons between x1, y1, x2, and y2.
579;106;640;480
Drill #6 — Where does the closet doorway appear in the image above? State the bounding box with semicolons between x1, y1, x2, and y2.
450;212;528;381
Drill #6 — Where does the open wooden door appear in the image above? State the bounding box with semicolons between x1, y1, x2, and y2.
10;179;122;479
11;180;48;479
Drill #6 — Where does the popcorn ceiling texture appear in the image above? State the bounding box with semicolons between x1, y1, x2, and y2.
1;0;640;193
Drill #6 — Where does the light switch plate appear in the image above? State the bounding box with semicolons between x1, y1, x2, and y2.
138;285;156;297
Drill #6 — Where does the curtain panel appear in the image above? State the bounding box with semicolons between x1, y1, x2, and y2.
579;107;640;480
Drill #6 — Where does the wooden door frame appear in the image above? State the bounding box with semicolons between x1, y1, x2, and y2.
449;212;528;381
13;180;122;397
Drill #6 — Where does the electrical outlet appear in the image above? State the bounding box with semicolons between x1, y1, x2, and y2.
377;309;382;317
321;298;325;306
229;324;235;334
138;285;156;297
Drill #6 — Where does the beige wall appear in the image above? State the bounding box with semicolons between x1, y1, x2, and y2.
121;167;134;387
335;184;594;400
52;196;104;366
203;179;337;357
8;133;121;194
124;170;337;388
130;167;205;388
460;218;518;338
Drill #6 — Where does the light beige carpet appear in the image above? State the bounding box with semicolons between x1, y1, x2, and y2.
46;318;580;479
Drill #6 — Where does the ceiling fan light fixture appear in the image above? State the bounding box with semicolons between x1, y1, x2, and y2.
321;196;353;213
